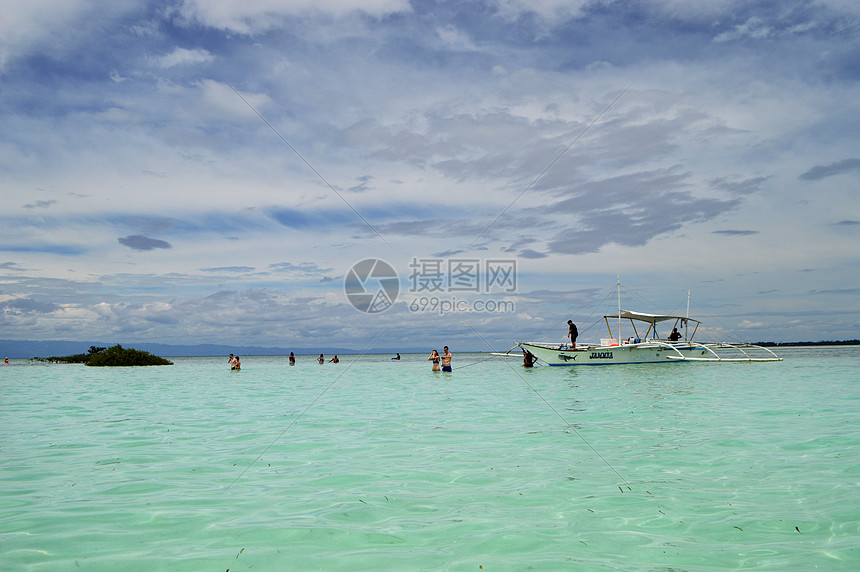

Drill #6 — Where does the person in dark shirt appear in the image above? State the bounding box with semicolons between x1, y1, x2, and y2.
567;320;578;349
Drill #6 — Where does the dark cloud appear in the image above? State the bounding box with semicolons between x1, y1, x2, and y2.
118;235;172;251
23;199;57;209
268;262;333;274
200;266;255;273
710;177;769;195
347;175;373;193
518;249;547;259
541;166;739;254
371;218;487;239
835;220;860;226
799;158;860;181
268;208;355;230
1;298;58;314
0;243;86;255
810;287;860;295
713;230;759;236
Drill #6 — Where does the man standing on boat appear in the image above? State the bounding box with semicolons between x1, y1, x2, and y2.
567;320;578;349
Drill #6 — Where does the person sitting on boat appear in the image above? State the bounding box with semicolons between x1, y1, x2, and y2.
522;349;535;368
668;327;682;341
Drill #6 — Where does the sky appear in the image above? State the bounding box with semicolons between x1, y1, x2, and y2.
1;0;859;352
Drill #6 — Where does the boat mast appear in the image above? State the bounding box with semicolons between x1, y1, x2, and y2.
617;275;622;343
685;290;691;341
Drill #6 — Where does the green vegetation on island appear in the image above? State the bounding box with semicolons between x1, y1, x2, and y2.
36;345;172;366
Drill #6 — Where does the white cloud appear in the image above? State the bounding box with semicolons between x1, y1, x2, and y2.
0;0;139;72
435;25;479;52
713;17;773;43
491;0;590;22
174;0;412;34
155;47;214;68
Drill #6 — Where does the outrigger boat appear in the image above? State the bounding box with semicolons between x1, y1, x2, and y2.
512;310;782;366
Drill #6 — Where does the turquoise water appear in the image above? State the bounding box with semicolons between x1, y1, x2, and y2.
1;347;858;571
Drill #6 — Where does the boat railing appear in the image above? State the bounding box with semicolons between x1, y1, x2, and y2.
519;341;601;350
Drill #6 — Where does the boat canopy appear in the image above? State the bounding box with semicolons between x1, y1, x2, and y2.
603;310;701;325
603;310;702;341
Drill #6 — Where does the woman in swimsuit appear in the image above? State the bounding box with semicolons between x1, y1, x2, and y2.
428;350;440;372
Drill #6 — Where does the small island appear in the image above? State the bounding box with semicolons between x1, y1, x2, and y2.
38;345;173;366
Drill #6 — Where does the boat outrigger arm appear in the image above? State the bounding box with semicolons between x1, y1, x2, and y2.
513;310;782;366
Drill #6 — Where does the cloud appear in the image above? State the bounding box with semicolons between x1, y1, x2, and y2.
542;166;741;254
117;235;172;251
712;230;759;236
709;176;769;196
347;175;373;193
268;262;333;274
810;287;860;295
435;25;478;52
155;47;214;68
713;17;773;43
173;0;412;34
518;249;547;259
432;249;465;258
799;158;860;181
200;266;255;273
0;244;87;255
0;1;115;71
1;297;58;314
23;199;57;209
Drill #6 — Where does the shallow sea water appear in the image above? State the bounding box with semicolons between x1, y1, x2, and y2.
1;347;858;571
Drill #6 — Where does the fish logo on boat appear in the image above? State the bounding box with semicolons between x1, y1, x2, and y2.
344;258;400;313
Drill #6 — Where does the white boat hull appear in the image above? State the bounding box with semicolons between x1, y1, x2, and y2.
519;341;781;366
